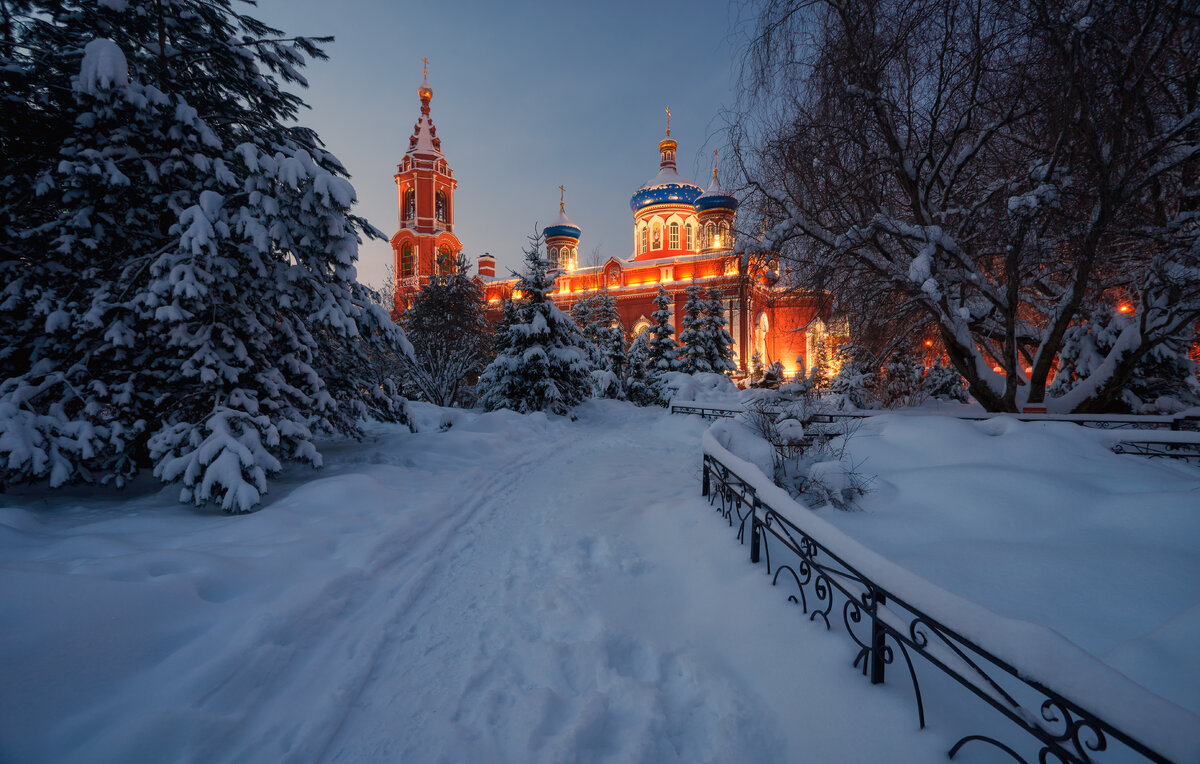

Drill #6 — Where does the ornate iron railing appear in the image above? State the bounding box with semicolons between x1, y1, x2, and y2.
701;451;1183;764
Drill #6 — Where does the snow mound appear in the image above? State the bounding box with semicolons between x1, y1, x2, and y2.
662;371;739;403
76;38;128;94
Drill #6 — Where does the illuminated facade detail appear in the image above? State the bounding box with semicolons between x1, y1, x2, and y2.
473;119;844;377
391;66;463;313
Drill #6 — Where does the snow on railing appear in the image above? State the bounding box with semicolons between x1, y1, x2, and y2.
700;430;1200;764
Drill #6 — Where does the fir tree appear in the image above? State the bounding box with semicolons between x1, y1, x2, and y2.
402;254;493;407
704;289;738;375
677;285;708;374
0;3;408;511
647;285;680;372
477;234;593;414
591;292;627;399
624;334;661;406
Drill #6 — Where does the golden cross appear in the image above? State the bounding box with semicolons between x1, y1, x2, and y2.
422;57;428;79
558;184;565;211
665;106;671;136
713;149;719;180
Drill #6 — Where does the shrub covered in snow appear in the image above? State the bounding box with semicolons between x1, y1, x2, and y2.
923;361;969;402
827;348;880;410
0;5;409;511
1050;308;1200;413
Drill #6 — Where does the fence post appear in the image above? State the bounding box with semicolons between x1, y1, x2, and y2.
702;457;710;497
750;498;761;564
870;588;886;685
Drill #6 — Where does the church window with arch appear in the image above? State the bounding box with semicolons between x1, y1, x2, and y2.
703;222;715;249
640;227;648;254
400;243;414;276
435;191;448;223
685;223;693;250
437;245;453;275
402;189;415;222
718;222;729;248
669;222;679;249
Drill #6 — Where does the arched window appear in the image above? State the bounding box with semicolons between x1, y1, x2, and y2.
400;243;414;276
564;247;574;269
652;223;662;250
435;191;448;223
437;245;453;275
640;227;648;254
402;189;415;222
704;222;715;249
685;223;694;250
718;222;729;248
669;222;680;249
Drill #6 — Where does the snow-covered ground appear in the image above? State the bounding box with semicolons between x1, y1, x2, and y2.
4;401;1196;762
817;414;1200;717
1;401;953;763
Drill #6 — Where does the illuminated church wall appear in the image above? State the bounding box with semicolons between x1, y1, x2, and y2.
390;79;840;376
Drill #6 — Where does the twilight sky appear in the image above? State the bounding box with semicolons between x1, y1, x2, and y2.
252;0;749;288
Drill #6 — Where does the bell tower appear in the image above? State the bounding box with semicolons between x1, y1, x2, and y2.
391;61;463;314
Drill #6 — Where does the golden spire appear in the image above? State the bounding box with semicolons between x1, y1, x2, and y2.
422;57;428;80
558;184;565;212
665;106;671;137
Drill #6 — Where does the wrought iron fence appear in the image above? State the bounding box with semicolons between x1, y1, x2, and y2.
701;451;1182;764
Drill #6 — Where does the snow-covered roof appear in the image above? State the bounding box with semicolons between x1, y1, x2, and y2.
640;166;700;191
543;206;582;240
694;173;739;212
406;114;442;158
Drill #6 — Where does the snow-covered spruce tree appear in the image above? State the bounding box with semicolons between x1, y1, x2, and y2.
0;3;409;511
477;235;593;415
401;254;493;407
703;289;738;375
591;292;628;399
1050;308;1200;414
647;285;681;373
677;285;708;374
624;334;661;407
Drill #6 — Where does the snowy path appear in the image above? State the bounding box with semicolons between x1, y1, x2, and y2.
1;402;949;763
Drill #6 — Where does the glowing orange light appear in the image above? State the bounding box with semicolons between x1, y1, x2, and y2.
924;339;933;347
1119;303;1133;313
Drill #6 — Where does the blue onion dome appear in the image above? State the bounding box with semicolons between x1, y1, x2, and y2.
630;166;704;212
694;171;739;212
543;206;581;240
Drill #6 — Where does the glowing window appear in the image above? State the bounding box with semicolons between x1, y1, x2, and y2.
669;222;680;249
718;222;729;248
400;243;414;276
704;223;715;248
640;227;648;253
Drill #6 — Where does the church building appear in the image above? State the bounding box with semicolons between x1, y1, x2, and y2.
392;77;840;377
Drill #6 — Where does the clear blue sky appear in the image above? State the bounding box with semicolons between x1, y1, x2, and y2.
253;0;749;287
